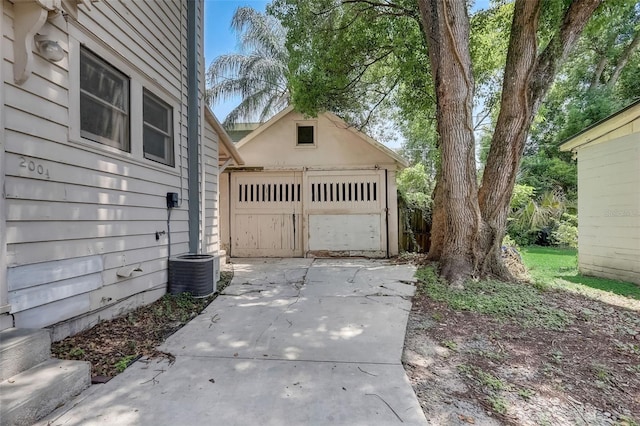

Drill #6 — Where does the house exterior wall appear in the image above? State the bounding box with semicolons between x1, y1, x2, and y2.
576;127;640;284
2;0;213;339
0;0;11;331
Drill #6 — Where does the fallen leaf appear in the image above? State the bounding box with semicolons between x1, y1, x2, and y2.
458;414;475;424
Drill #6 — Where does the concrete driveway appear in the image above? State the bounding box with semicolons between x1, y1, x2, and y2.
40;258;428;426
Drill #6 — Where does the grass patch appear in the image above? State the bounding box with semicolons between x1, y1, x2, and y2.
416;267;572;330
521;246;640;300
457;364;510;415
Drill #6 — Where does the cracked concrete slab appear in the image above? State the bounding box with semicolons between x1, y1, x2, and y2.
223;258;312;298
39;357;426;426
159;294;411;363
303;260;417;297
40;258;427;426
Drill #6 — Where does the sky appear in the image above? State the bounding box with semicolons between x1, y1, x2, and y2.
204;0;270;121
204;0;491;144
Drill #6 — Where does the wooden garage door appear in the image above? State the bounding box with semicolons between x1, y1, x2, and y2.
230;172;303;257
305;170;387;257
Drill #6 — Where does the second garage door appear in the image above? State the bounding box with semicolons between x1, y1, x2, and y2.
305;170;387;257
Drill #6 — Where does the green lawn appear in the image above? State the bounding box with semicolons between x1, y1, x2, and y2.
520;246;640;300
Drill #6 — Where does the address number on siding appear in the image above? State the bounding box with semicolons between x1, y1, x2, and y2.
19;156;50;179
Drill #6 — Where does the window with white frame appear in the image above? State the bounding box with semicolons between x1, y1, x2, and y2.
79;47;130;151
143;89;174;166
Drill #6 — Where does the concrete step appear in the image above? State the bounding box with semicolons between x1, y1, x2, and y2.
0;358;91;426
0;328;51;381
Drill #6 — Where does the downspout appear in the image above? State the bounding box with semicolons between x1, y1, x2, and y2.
187;0;199;254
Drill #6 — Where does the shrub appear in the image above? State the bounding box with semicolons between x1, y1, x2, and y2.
551;213;578;248
397;163;434;216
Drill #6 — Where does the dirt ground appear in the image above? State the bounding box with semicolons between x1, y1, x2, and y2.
403;279;640;425
52;271;233;380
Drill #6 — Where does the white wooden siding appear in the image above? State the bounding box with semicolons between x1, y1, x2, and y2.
2;0;212;337
0;0;9;324
577;131;640;284
203;119;220;255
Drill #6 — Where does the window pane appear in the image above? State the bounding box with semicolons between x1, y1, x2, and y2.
80;50;127;110
143;126;167;159
143;92;169;132
79;47;129;150
143;89;174;166
297;126;314;144
80;93;129;150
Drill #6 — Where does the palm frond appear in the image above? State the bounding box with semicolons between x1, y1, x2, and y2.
207;6;290;125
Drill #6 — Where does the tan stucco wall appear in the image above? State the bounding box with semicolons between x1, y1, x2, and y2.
238;111;400;170
576;131;640;284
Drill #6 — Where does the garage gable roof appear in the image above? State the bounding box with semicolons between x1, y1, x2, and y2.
236;106;409;168
205;107;244;167
560;99;640;152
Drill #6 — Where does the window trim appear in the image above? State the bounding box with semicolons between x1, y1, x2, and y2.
79;46;131;151
68;29;180;172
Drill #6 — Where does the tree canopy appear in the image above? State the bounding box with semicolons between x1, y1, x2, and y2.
270;0;604;285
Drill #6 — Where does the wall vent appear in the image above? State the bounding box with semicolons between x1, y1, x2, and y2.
168;254;216;297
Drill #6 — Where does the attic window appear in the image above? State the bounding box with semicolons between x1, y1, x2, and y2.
297;125;315;145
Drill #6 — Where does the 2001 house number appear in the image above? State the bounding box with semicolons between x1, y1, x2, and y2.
19;156;50;179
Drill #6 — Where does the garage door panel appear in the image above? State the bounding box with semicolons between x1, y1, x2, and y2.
230;170;388;258
306;172;382;213
305;170;387;255
233;214;259;250
257;214;298;251
309;214;381;251
230;172;302;257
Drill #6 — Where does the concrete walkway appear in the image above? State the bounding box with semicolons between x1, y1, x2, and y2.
40;259;427;426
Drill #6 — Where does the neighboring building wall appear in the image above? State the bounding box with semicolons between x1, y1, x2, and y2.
577;130;640;284
3;0;210;339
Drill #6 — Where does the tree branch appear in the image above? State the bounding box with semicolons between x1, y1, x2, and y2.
358;77;400;130
589;54;608;90
340;0;416;17
529;0;603;111
607;28;640;88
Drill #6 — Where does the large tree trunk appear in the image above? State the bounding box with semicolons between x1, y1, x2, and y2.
418;0;480;286
476;0;542;279
419;0;602;286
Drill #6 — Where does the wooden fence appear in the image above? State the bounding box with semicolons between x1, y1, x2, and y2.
398;197;431;253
